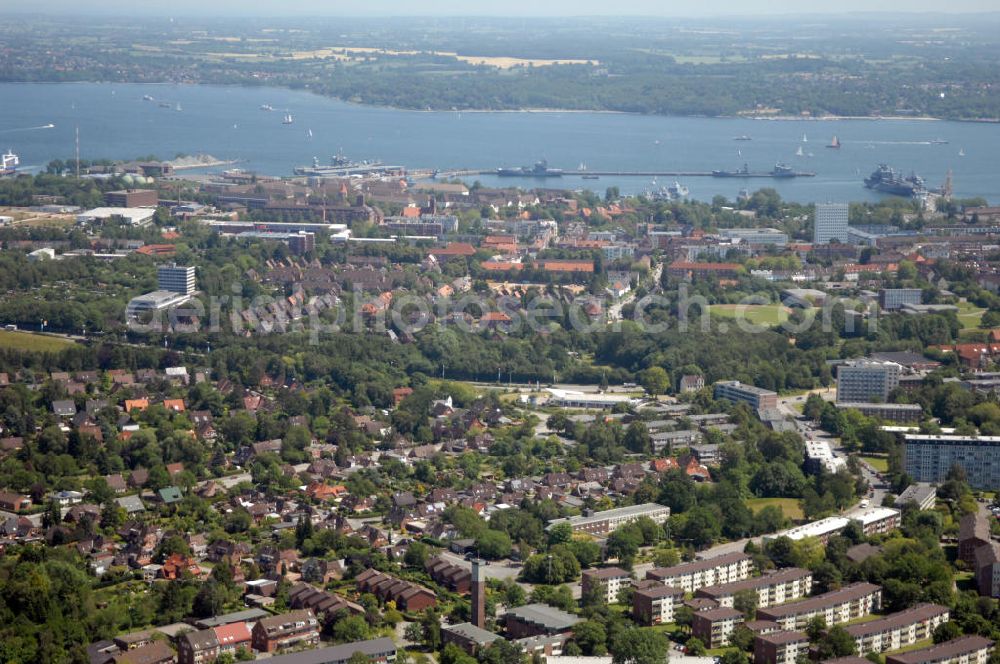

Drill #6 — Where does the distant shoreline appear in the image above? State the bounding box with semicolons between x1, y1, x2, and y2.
4;80;1000;123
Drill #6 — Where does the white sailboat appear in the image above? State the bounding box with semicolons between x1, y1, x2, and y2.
802;133;808;143
307;129;313;138
283;113;294;125
795;145;804;157
959;148;966;157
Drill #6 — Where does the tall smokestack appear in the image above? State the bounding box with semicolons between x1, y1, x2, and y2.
471;558;486;628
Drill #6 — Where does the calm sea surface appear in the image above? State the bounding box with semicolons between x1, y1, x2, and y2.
2;82;999;204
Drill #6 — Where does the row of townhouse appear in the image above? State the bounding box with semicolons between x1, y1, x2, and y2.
695;567;813;609
645;551;753;593
844;603;950;655
755;582;882;630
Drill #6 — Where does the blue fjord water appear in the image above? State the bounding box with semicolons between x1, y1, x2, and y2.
1;82;998;204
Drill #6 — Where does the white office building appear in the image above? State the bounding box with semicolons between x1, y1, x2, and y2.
157;264;196;295
814;203;850;244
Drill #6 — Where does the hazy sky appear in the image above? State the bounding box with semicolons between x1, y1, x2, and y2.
7;0;1000;15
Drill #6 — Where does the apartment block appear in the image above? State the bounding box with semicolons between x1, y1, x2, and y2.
754;630;810;664
850;507;902;537
959;513;993;564
632;584;684;626
713;381;779;410
835;402;923;423
692;607;745;648
885;636;994;664
581;567;632;604
503;603;581;639
755;582;882;630
974;542;1000;598
695;567;813;609
836;360;901;403
261;637;397;664
250;610;320;653
547;503;670;537
904;434;1000;490
646;552;753;594
844;603;950;654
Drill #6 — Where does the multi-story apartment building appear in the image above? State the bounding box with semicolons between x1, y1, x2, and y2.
836;360;902;403
835;402;924;423
844;603;950;654
904;434;1000;490
959;513;993;564
251;610;320;653
547;503;670;537
755;582;882;630
851;507;902;537
896;484;937;511
713;381;779;410
764;516;851;544
646;552;753;594
695;568;813;609
261;637;398;664
975;542;1000;598
503;604;581;639
581;567;632;604
177;629;219;664
754;630;810;664
692;607;745;648
814;203;850;245
884;636;994;664
632;584;684;626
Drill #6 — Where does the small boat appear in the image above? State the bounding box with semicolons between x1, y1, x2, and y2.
667;181;689;198
142;95;155;102
175;103;182;112
931;138;949;145
827;136;841;149
1;149;19;176
158;101;171;108
283;113;294;124
260;104;274;111
734;135;752;141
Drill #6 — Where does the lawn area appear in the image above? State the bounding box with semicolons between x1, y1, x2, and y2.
860;455;889;472
955;301;986;330
745;497;804;521
885;638;933;655
709;304;791;327
0;330;76;352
